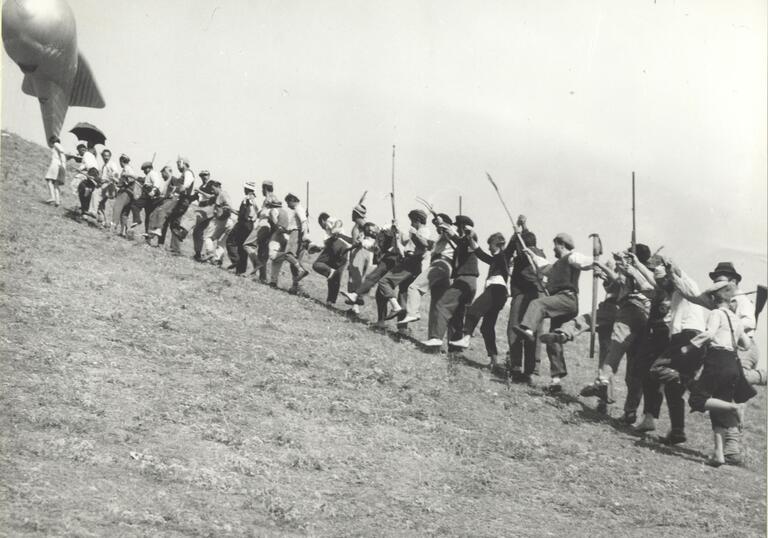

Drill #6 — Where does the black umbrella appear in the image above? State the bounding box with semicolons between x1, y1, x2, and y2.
69;122;106;148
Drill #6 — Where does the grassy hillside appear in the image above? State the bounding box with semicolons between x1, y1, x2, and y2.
0;130;765;537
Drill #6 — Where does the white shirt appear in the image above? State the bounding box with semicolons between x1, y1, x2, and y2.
100;160;121;183
180;169;195;191
78;151;98;173
692;307;745;351
144;169;163;190
668;270;707;334
432;226;457;261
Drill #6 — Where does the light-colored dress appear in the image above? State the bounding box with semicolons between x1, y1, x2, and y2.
45;143;66;185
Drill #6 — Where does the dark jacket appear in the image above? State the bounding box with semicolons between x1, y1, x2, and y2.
453;235;479;278
509;238;546;295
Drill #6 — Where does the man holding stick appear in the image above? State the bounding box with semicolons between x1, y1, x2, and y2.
505;217;548;382
512;233;595;393
422;215;479;348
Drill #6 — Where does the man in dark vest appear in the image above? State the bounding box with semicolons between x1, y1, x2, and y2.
512;233;594;393
506;217;548;382
226;181;258;274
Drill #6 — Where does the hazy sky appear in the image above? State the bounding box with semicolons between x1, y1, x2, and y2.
2;0;766;347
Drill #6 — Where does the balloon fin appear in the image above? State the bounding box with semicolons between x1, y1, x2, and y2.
40;84;69;140
22;75;36;97
69;53;105;108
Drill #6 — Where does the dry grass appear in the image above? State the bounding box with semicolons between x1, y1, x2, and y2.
0;130;765;537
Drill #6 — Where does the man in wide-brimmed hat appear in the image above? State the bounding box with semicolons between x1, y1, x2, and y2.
668;260;758;464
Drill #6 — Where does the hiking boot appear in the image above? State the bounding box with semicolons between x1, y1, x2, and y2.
449;335;471;349
539;331;568;345
633;414;656;432
580;381;608;400
295;269;310;282
511;325;535;342
621;411;637;426
544;383;563;395
660;430;687;446
384;308;403;321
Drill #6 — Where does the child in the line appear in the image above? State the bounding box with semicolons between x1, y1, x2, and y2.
686;281;755;466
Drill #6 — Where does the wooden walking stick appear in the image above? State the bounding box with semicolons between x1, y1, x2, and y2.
485;172;548;295
631;171;637;254
390;145;396;221
588;233;603;359
305;180;310;234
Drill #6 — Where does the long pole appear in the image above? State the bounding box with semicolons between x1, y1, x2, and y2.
588;233;602;359
459;195;462;215
485;172;548;296
390;145;396;220
631;171;636;254
306;180;310;234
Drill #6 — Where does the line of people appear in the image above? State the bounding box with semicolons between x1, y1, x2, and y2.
48;138;765;467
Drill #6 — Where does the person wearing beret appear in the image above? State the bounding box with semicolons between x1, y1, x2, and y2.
421;215;479;348
512;233;595;393
449;230;519;370
345;203;376;316
171;170;218;260
398;213;455;326
505;216;549;382
374;209;433;322
579;244;657;419
225;181;259;274
312;212;351;304
340;216;403;312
